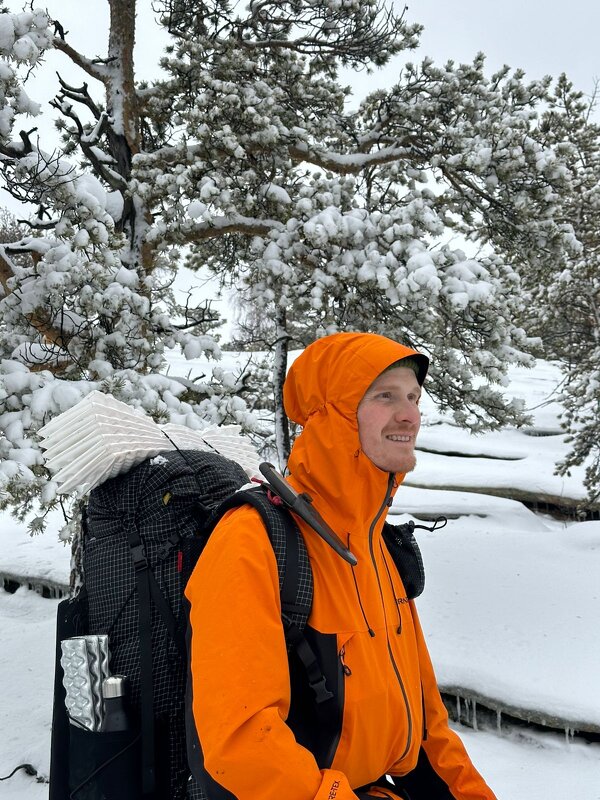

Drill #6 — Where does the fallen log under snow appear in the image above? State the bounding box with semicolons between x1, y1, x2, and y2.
404;481;600;516
441;686;600;738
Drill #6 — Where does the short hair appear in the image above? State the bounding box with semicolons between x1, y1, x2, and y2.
383;357;421;379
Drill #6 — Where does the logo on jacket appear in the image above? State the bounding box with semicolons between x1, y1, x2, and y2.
328;780;341;798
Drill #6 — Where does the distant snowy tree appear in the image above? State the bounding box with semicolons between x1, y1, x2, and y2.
0;1;581;520
513;76;600;502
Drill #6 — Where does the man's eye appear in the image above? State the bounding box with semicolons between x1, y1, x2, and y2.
376;392;392;400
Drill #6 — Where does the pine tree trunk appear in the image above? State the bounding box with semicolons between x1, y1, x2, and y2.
107;0;139;156
273;307;291;469
106;0;154;275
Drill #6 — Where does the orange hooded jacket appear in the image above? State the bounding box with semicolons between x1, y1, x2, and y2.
186;332;497;800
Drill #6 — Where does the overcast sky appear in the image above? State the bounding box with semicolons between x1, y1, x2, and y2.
5;0;599;152
405;0;599;97
7;0;600;102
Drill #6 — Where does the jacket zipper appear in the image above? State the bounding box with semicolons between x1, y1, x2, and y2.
323;645;354;768
368;473;413;762
339;645;352;676
323;642;348;768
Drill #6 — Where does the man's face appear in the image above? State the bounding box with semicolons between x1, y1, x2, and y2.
356;366;422;474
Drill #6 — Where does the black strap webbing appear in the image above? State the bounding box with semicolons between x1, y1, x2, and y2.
283;617;333;704
279;503;299;611
125;523;156;799
146;569;186;658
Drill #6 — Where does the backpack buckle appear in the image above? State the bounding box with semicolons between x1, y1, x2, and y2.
157;532;181;561
309;674;334;704
130;543;148;571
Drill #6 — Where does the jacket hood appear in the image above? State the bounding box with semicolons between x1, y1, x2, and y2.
284;333;429;539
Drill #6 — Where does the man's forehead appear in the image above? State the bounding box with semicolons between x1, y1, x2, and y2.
365;367;422;393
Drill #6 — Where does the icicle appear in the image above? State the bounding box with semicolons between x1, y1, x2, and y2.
565;727;575;743
472;699;478;731
496;709;502;733
466;698;472;727
456;695;461;722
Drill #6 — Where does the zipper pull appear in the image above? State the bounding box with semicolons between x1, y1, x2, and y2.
339;646;352;677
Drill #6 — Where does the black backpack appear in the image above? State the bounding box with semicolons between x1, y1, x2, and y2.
48;448;427;800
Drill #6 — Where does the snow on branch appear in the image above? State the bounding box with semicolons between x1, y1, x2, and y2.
289;142;414;174
188;213;283;240
0;9;53;62
158;213;284;246
0;246;14;294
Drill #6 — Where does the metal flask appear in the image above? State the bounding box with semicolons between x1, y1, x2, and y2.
101;675;130;733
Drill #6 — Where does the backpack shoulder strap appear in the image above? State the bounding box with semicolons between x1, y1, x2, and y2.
216;486;313;632
215;487;333;706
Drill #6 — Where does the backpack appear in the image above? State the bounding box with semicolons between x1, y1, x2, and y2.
48;448;428;800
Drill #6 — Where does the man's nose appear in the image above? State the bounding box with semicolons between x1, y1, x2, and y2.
393;401;420;425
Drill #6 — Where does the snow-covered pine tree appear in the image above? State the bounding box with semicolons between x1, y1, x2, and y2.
0;2;580;519
192;40;578;460
512;76;600;502
0;3;263;533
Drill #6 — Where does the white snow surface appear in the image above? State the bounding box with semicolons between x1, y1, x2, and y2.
410;512;600;727
0;589;58;796
1;356;599;796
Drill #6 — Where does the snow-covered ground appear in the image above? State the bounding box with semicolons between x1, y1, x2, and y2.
1;586;599;800
1;357;599;797
401;499;600;729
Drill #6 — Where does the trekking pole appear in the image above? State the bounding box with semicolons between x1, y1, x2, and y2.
258;463;358;566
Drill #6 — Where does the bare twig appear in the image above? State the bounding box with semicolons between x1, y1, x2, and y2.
56;73;103;119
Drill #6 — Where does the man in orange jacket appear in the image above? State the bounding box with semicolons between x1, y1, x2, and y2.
186;332;497;800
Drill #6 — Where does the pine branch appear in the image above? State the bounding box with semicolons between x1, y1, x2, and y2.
53;37;109;83
169;214;283;245
0;128;37;159
288;142;414;174
56;74;103;119
0;246;75;358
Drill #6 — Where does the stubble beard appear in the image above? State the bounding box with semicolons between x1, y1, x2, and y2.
378;451;417;475
399;452;417;475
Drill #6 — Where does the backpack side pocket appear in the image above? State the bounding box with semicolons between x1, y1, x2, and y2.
49;592;89;800
68;725;141;800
